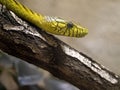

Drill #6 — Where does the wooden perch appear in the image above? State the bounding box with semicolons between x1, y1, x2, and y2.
0;5;120;90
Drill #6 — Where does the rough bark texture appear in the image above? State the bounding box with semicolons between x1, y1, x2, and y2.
0;5;120;90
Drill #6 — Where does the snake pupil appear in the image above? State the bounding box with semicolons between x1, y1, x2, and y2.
67;22;74;29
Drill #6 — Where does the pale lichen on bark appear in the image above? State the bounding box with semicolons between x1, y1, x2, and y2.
61;43;119;84
0;4;120;90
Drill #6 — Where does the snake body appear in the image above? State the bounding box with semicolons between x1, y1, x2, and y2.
0;0;88;37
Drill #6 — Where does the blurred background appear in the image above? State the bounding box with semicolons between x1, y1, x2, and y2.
0;0;120;90
19;0;120;74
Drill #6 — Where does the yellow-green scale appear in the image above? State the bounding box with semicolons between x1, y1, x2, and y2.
0;0;88;37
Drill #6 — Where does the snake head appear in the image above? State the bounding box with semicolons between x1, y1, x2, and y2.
42;16;88;37
66;21;88;37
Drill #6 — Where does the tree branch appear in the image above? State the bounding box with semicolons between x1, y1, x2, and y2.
0;5;120;90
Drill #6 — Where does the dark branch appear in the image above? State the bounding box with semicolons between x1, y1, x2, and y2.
0;5;120;90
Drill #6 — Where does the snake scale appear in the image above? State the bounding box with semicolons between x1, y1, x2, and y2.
0;0;88;37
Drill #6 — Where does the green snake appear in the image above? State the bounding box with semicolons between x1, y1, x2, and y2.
0;0;88;37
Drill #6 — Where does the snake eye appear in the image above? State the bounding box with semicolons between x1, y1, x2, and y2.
67;22;74;29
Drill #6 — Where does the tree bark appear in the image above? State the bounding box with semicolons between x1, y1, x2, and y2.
0;5;120;90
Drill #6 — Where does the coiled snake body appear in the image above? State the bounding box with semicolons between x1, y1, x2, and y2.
0;0;88;37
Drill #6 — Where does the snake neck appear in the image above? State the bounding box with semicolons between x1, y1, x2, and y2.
0;0;88;37
0;0;44;27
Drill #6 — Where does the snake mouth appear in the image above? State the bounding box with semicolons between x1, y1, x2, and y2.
82;28;88;37
77;28;88;38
